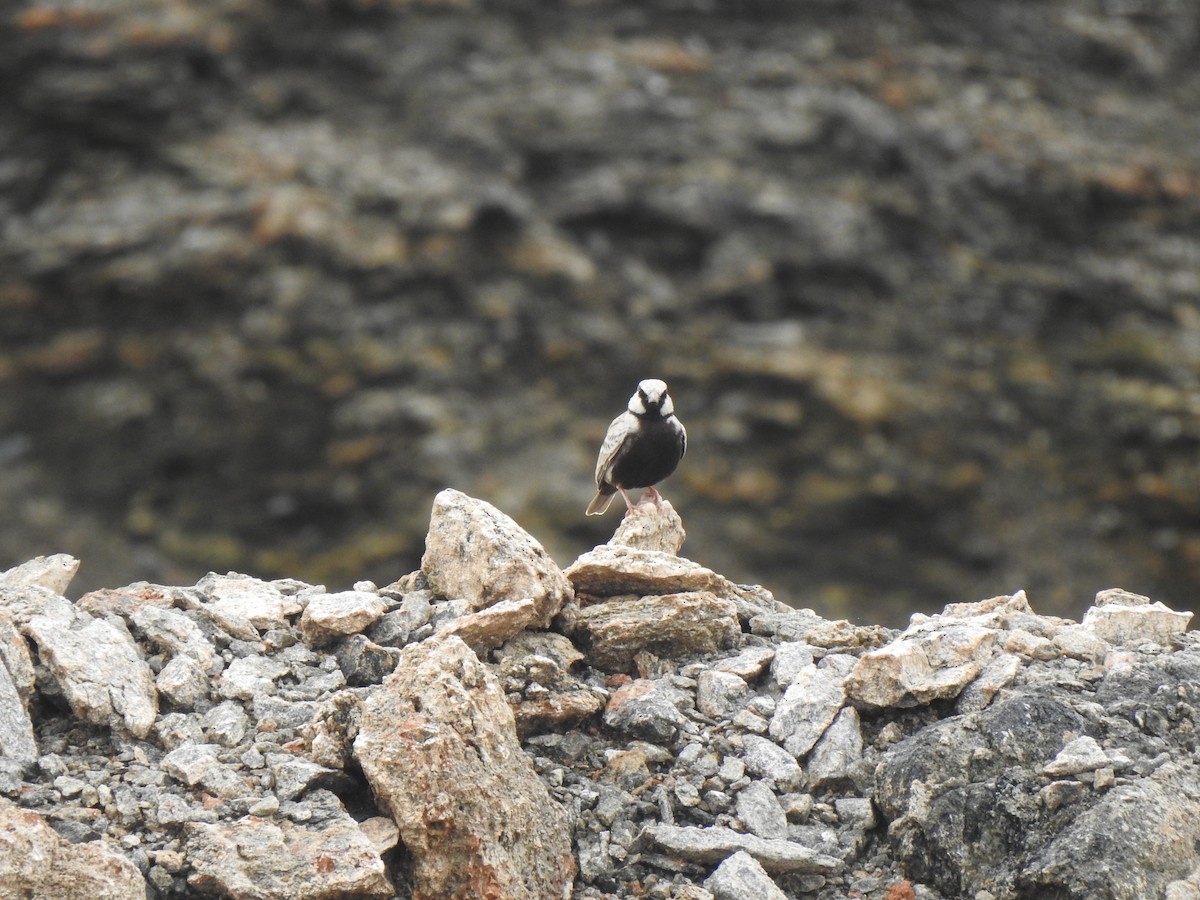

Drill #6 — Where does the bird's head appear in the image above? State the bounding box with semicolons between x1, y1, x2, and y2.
629;378;673;417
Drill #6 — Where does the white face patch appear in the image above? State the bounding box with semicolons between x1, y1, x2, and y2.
629;379;672;416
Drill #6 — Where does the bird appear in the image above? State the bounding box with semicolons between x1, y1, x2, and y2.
586;378;687;516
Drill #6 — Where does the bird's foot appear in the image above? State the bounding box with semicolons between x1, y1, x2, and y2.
618;486;640;516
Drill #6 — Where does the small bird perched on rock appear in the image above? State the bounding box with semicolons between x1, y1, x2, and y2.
586;378;687;516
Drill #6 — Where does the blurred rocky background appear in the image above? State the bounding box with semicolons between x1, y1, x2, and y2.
2;0;1198;627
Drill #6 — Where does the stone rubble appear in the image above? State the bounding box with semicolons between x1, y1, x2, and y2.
0;491;1198;899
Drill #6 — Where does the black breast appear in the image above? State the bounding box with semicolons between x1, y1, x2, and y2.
611;418;683;489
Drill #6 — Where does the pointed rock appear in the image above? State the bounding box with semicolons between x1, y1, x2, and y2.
421;489;570;628
609;498;686;554
0;554;80;595
705;850;789;900
354;635;574;900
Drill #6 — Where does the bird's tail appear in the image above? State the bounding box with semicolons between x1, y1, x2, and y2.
586;491;615;516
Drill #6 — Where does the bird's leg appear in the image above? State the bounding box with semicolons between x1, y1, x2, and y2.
618;486;640;516
644;486;662;508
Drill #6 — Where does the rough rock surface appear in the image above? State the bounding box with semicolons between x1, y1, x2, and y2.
5;493;1200;899
184;797;392;900
354;635;575;900
0;797;148;899
421;488;572;628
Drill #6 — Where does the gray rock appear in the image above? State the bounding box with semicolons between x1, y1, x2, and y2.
131;604;214;670
714;645;776;680
807;706;863;787
770;641;816;689
735;780;788;840
268;754;339;802
956;651;1022;713
1021;762;1200;898
0;610;35;703
0;658;36;772
739;734;803;791
768;655;853;757
875;694;1107;897
704;850;788;900
155;655;210;709
24;609;158;738
1042;735;1112;778
202;700;251;747
333;634;400;687
219;654;289;700
420;488;571;628
697;669;750;720
354;635;575;899
639;823;842;874
161;743;245;798
366;590;434;647
604;678;693;744
253;695;319;730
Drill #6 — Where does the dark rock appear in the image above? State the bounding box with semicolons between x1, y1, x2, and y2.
333;634;400;687
603;679;693;745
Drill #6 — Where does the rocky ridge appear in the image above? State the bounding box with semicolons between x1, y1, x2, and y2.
2;489;1200;899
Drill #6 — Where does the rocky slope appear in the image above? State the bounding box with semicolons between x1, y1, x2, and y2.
2;491;1199;899
3;1;1200;625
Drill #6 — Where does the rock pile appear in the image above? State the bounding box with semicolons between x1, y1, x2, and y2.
2;488;1200;899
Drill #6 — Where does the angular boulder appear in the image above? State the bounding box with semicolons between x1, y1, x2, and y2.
421;489;571;628
354;635;574;900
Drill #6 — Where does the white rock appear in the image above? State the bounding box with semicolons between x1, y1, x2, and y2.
1043;735;1111;777
769;662;846;757
807;706;863;787
299;590;386;646
0;554;80;595
24;612;158;738
196;572;287;632
1082;600;1191;647
705;850;788;899
846;622;997;709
